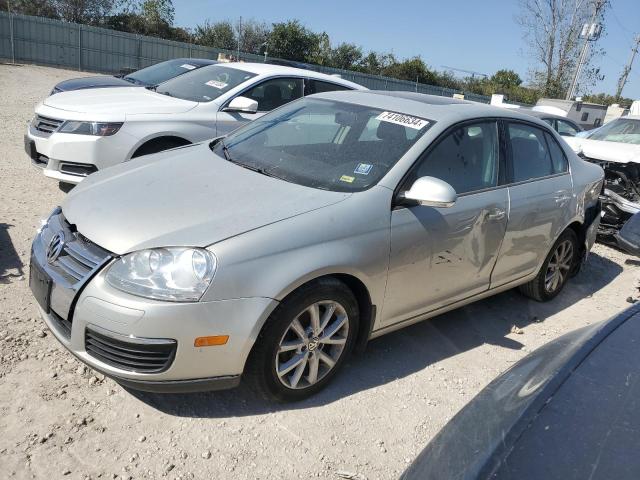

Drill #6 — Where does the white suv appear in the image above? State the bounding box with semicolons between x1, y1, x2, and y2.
25;62;365;185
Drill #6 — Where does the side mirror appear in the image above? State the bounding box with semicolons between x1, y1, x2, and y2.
224;96;259;114
402;176;457;208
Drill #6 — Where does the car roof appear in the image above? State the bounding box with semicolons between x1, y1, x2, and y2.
219;62;366;90
311;90;553;126
521;109;573;121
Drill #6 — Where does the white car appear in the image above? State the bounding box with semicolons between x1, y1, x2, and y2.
564;115;640;244
24;63;365;185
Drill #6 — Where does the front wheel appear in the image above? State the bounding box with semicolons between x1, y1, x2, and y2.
246;278;359;402
519;229;578;302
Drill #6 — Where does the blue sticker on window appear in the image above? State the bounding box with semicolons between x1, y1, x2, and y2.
354;163;373;175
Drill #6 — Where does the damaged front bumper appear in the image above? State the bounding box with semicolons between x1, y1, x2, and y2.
583;156;640;254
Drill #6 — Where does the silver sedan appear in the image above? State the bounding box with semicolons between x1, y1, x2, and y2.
29;91;604;401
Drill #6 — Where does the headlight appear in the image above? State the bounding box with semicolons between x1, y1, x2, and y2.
58;121;123;136
105;248;217;302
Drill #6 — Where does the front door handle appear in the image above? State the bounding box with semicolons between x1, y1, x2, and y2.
487;208;506;221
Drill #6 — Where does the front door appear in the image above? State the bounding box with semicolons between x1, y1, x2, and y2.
382;120;509;326
216;77;304;136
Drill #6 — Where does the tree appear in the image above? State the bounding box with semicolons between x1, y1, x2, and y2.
516;0;608;98
194;20;236;50
383;57;438;85
490;69;523;89
328;42;363;70
240;19;270;55
268;20;319;62
1;0;59;18
52;0;115;24
140;0;174;28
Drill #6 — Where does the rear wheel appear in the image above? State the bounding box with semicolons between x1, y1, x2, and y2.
519;229;578;302
246;278;359;402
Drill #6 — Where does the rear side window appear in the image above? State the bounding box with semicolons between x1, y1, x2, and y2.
411;121;499;194
507;123;554;182
544;132;569;174
304;79;351;96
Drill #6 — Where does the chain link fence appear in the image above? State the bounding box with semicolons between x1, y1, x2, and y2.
0;11;491;103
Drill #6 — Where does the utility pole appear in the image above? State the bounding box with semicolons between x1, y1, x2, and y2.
616;35;640;100
566;0;605;100
236;16;242;61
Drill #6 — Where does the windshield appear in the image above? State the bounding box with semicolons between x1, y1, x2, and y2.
588;118;640;145
213;98;432;192
155;65;257;103
124;59;208;86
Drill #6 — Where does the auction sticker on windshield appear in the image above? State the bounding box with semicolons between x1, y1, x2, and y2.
205;80;228;89
180;64;196;70
376;111;429;130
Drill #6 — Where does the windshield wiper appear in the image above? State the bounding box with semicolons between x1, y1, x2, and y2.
218;140;280;179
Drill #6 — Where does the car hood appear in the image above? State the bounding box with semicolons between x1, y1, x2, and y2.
62;143;350;255
41;87;197;117
564;137;640;164
53;75;134;92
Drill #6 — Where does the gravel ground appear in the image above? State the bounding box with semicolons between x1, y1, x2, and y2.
1;63;639;480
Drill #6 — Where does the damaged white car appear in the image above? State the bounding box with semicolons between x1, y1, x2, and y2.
564;116;640;252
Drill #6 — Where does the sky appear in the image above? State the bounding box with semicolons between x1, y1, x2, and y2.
172;0;640;99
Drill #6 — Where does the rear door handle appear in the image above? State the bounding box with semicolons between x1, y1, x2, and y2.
487;208;506;221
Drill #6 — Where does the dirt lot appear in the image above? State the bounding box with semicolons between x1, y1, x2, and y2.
0;62;639;480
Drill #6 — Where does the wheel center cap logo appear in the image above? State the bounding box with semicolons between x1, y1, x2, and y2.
46;232;65;264
308;337;319;351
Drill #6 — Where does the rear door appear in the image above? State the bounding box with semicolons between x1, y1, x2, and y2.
491;121;574;287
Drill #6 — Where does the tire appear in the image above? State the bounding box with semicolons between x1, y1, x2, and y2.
131;137;190;158
519;229;578;302
246;278;359;402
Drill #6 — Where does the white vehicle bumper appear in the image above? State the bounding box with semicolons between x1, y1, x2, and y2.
25;125;137;184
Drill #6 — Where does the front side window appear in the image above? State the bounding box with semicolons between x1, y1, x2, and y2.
242;77;303;111
213;98;432;192
409;121;499;195
556;120;579;137
155;65;257;103
588;118;640;145
508;123;555;182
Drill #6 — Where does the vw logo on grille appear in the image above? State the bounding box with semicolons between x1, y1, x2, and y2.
46;232;65;264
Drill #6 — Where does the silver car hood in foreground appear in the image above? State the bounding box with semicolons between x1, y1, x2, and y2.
62;143;350;255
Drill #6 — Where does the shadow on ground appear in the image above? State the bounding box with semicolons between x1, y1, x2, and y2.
128;252;623;417
0;223;24;284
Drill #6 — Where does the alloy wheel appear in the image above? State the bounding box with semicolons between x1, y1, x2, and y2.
275;301;349;390
544;240;573;294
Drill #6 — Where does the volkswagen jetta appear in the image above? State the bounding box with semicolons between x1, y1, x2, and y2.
30;91;604;401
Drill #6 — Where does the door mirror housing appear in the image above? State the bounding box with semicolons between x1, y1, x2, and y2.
224;96;259;114
402;176;457;208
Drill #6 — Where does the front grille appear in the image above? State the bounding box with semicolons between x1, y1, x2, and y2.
32;115;64;135
85;328;177;373
45;214;111;284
